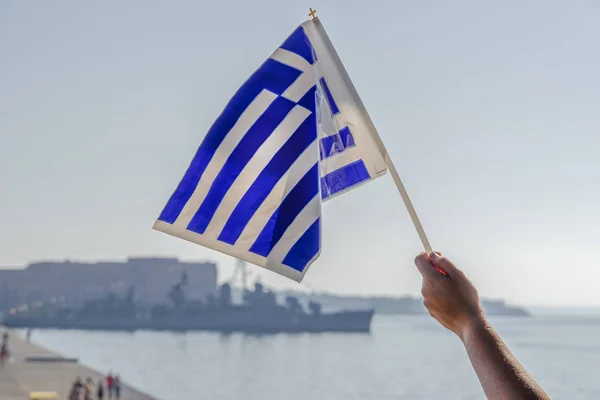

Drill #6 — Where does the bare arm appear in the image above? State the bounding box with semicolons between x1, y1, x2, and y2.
415;252;550;400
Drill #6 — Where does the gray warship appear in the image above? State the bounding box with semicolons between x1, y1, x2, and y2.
1;261;374;333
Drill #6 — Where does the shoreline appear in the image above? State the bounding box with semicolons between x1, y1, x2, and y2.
0;328;158;400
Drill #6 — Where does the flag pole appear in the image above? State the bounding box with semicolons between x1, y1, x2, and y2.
309;13;433;254
383;154;433;254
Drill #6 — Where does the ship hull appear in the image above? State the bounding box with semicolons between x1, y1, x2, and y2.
2;310;374;334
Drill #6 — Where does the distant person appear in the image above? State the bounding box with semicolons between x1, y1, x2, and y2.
68;377;83;400
114;374;121;399
415;252;550;400
84;377;95;400
26;328;32;342
97;379;105;400
0;332;9;365
106;373;114;399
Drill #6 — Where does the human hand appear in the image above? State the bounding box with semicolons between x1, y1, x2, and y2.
414;252;484;340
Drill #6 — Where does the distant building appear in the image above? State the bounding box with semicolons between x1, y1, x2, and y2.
0;257;217;309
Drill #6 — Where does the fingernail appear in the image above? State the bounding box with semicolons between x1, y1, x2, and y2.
429;252;439;260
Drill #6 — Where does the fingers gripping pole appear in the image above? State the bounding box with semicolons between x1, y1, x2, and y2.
384;153;433;254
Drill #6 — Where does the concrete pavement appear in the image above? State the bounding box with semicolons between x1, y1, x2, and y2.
0;331;157;400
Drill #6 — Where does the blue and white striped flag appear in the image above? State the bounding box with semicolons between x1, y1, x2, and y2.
154;18;388;282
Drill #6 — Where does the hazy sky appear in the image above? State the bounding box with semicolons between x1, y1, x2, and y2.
1;1;599;307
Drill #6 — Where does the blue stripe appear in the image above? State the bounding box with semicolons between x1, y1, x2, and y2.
280;27;315;65
321;160;371;200
319;77;340;115
218;113;317;245
319;126;356;160
186;97;296;234
282;217;320;272
296;85;317;111
249;164;319;257
157;59;302;224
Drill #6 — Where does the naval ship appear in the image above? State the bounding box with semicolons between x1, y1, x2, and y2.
1;261;374;334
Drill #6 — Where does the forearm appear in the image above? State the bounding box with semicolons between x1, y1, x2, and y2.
461;316;550;400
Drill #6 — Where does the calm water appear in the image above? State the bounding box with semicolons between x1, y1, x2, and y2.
18;315;600;399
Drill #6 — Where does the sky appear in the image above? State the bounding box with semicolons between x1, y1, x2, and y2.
1;0;599;307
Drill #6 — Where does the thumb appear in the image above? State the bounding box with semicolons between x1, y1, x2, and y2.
414;252;438;280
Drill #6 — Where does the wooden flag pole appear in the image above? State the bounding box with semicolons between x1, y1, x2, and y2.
382;153;432;254
371;131;449;277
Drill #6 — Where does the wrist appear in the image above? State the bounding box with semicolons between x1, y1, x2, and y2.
456;309;487;342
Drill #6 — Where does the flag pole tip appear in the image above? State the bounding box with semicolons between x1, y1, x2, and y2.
308;8;317;19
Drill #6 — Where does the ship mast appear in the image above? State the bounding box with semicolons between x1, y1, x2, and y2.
229;258;249;291
239;258;247;291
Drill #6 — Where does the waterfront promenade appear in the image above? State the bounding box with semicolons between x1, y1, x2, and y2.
0;330;156;400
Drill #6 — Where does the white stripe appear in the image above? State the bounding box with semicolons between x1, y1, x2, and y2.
269;48;316;103
269;48;312;73
203;106;311;238
236;142;318;250
319;145;363;175
174;90;278;228
331;112;353;131
282;70;316;103
266;194;320;268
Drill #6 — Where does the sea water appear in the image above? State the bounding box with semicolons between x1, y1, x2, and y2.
19;314;600;399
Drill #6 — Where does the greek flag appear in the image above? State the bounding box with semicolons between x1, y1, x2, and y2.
154;18;388;282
